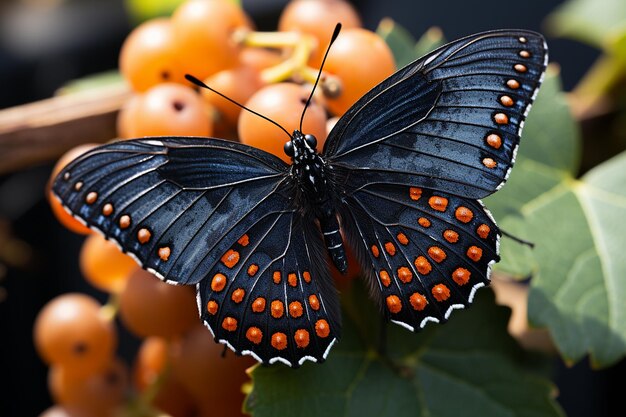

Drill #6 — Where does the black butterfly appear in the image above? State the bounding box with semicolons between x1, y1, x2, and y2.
52;29;548;367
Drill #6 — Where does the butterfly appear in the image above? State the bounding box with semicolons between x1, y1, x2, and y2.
52;29;548;368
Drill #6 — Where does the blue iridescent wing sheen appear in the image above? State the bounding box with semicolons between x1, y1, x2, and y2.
324;29;548;199
338;184;499;330
52;137;340;366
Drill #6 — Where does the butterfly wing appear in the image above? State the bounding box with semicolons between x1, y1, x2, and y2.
324;30;547;329
324;29;548;199
52;137;340;366
338;183;498;330
197;209;340;367
52;137;290;286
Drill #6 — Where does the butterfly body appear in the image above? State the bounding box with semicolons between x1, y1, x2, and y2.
286;130;348;273
53;30;548;367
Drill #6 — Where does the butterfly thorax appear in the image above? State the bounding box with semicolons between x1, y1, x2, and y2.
285;130;348;273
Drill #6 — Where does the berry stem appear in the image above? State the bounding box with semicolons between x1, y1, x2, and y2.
236;29;324;85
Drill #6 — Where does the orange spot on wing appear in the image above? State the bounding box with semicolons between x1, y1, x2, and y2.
397;267;413;283
500;95;514;107
482;158;497;169
477;224;491;239
384;242;396;256
514;63;527;73
246;327;262;344
418;217;431;228
273;271;281;284
494;113;509;125
467;246;483;262
486;134;502;149
507;79;520;89
85;192;98;205
443;230;459;243
315;319;330;338
271;300;284;318
222;317;237;331
211;273;227;292
252;297;266;313
238;234;249;246
247;264;259;276
288;273;298;287
303;271;311;283
432;284;451;302
271;332;288;350
455;206;474;223
231;288;245;303
158;247;171;261
119;214;131;229
386;295;402;314
102;203;113;216
289;301;303;318
308;294;320;311
409;187;423;201
428;246;447;263
371;245;380;258
409;293;428;311
429;196;448;212
221;249;240;268
414;256;432;275
396;232;409;245
452;268;471;285
206;300;218;315
294;329;310;348
137;228;151;244
379;270;391;287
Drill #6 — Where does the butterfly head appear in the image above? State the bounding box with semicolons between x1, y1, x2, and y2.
284;130;318;163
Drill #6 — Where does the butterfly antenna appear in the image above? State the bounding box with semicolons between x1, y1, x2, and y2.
299;23;342;132
185;74;293;140
501;229;535;248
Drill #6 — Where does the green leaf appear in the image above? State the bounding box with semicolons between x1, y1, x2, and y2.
525;152;626;367
485;66;581;278
545;0;626;49
246;284;563;417
485;64;626;367
377;20;445;68
377;18;419;68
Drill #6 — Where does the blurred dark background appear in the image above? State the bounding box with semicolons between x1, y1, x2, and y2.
0;0;621;416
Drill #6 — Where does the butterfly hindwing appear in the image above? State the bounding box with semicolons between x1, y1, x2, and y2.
52;137;290;285
197;210;340;367
325;30;548;199
338;183;499;330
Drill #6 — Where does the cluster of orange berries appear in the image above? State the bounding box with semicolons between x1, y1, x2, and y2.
41;0;396;415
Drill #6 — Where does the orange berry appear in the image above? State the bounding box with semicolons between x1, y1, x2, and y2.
117;83;213;138
201;66;265;127
171;0;251;80
170;325;255;417
119;18;186;92
79;233;137;293
278;0;361;67
324;28;396;115
238;83;327;162
118;268;199;338
48;358;128;417
34;294;116;377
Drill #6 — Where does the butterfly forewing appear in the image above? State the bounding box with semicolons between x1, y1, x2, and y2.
52;138;290;285
325;30;548;199
339;183;499;329
197;210;340;367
